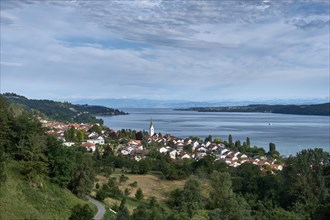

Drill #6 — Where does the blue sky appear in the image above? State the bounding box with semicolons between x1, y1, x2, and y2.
1;0;329;101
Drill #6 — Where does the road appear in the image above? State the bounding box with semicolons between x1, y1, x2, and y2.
86;195;106;220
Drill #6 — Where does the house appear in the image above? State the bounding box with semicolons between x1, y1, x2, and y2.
63;142;75;147
169;149;177;159
81;142;96;152
180;153;191;159
196;147;207;152
159;147;168;153
87;136;104;145
192;141;199;151
88;132;99;138
97;136;105;145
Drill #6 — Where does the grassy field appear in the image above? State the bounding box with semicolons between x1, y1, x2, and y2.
95;172;186;213
0;161;90;220
97;173;186;202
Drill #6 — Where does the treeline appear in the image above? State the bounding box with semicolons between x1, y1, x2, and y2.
178;102;330;116
0;96;96;198
1;93;127;124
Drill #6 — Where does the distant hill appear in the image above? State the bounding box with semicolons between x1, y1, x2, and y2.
177;103;330;116
1;93;127;124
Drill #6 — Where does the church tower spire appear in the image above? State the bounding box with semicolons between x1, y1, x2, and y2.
149;119;155;137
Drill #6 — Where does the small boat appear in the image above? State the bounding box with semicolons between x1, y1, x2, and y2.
269;123;272;125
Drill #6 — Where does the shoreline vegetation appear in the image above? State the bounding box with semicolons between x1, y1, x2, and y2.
1;93;128;125
175;102;330;116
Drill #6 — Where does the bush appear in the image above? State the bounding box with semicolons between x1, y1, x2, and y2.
69;204;94;220
135;188;144;200
129;181;138;187
119;175;129;183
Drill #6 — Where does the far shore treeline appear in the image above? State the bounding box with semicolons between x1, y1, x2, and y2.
176;102;330;116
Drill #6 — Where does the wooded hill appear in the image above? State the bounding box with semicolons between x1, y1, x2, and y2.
177;102;330;116
2;93;127;124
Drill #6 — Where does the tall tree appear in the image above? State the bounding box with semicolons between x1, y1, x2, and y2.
69;154;95;198
246;137;251;146
228;134;233;146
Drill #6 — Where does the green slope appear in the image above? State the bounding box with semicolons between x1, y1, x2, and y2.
1;93;127;124
0;161;91;220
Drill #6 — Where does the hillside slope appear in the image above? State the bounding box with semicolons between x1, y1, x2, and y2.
0;161;90;220
2;93;127;124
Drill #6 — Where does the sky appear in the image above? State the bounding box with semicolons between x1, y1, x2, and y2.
1;0;329;102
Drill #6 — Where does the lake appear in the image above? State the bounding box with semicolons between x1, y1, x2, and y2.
100;108;330;156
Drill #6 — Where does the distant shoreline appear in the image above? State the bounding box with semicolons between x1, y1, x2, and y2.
174;102;330;116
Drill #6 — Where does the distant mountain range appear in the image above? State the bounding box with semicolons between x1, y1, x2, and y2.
71;97;330;109
177;103;330;116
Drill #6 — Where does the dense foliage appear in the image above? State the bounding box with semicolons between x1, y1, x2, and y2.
0;96;96;197
2;93;127;124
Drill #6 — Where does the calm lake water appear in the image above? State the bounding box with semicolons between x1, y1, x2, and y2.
100;108;330;156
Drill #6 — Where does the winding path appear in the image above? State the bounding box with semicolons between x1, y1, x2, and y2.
86;195;106;220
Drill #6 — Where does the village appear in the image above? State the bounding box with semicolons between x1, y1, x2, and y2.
41;119;284;173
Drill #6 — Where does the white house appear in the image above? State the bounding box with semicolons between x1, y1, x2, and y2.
169;150;177;159
63;142;75;147
159;147;168;153
97;136;105;145
181;153;191;159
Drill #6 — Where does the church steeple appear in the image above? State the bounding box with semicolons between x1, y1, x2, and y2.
149;119;155;136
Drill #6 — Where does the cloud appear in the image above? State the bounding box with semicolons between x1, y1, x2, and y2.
0;61;23;67
0;0;329;101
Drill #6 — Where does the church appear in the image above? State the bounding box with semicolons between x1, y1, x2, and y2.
149;119;155;137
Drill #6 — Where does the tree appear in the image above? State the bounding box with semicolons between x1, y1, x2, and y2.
169;176;204;218
119;174;129;183
246;137;251;146
235;140;241;148
65;126;76;142
213;137;222;144
89;124;102;134
205;135;212;143
132;205;148;220
208;171;251;219
269;142;276;153
281;148;329;217
124;188;130;196
69;204;94;220
47;136;76;188
135;188;144;200
76;130;85;142
69;154;95;198
228;134;233;146
116;198;130;220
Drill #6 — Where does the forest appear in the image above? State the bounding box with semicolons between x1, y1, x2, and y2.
0;96;329;220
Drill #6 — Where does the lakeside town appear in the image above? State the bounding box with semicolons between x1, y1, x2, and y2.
41;119;284;173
